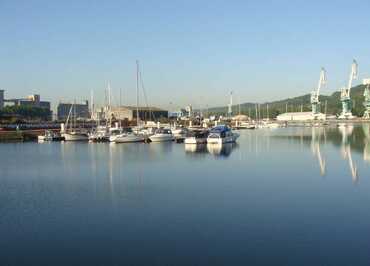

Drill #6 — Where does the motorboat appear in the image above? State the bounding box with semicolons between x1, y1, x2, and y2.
89;125;110;142
38;130;64;141
112;128;145;143
108;125;124;142
63;131;89;141
207;125;239;144
172;127;188;140
149;128;174;142
184;129;209;144
234;122;256;129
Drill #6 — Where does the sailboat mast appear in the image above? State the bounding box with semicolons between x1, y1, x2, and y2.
238;97;241;115
136;60;140;126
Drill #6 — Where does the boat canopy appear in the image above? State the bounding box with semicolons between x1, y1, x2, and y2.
210;125;231;134
156;128;172;134
186;129;209;138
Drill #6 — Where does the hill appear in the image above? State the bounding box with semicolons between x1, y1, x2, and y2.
207;85;368;119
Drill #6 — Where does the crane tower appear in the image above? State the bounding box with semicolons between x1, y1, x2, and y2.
339;60;358;119
311;67;327;120
363;79;370;119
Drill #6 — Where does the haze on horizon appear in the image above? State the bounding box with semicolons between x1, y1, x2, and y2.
1;0;370;111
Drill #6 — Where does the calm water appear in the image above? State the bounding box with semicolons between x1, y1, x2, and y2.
1;125;370;265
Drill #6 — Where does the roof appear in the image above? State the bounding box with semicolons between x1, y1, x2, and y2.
111;106;167;112
277;112;313;116
232;114;249;121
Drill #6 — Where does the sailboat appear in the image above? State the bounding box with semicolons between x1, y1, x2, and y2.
112;61;145;143
62;103;89;141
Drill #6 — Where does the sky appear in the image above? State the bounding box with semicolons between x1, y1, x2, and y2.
1;0;370;111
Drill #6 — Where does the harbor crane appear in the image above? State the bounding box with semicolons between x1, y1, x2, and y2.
339;59;358;119
363;79;370;119
311;67;327;120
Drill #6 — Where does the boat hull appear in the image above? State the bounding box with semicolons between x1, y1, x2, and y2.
63;133;89;141
114;134;145;143
149;134;174;142
207;134;239;144
38;136;53;141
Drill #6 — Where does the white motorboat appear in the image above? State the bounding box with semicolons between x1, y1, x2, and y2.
207;125;239;144
38;130;63;141
149;128;174;142
113;128;145;143
184;129;209;144
89;125;110;142
64;131;89;141
172;127;188;138
238;122;256;129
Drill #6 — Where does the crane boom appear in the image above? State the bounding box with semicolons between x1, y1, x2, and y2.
316;67;327;96
347;59;358;96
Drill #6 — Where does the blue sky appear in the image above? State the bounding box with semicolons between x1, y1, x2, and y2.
1;0;370;110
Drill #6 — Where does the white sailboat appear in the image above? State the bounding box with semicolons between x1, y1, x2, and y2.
62;102;89;141
111;61;145;143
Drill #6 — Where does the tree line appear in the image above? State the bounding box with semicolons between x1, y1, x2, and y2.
0;105;51;121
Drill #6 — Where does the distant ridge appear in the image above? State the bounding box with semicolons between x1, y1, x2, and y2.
206;85;368;119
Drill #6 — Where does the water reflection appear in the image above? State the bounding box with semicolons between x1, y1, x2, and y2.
311;127;326;176
184;143;237;157
272;125;368;182
185;143;207;154
338;124;358;183
362;124;370;162
207;143;237;157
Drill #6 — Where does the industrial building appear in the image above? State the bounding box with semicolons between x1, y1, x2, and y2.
0;90;4;109
57;101;90;120
0;91;51;111
108;106;168;121
276;112;326;121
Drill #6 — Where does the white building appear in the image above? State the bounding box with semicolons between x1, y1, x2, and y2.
276;112;326;121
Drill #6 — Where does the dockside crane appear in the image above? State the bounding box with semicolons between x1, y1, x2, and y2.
311;67;327;119
339;59;358;119
363;79;370;119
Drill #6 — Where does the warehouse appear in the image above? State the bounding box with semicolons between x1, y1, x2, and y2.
108;106;168;121
276;112;326;121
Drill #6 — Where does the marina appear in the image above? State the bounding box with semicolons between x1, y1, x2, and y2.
2;126;370;265
2;1;370;264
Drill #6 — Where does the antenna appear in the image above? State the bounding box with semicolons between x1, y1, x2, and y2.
136;60;140;126
228;91;233;116
107;82;112;108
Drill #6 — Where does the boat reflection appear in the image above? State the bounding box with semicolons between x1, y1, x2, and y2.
184;142;237;157
185;143;207;153
207;143;237;157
